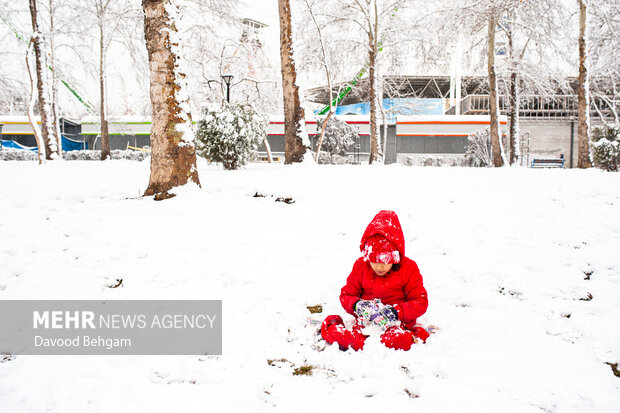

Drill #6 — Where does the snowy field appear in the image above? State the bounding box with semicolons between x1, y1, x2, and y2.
1;159;619;412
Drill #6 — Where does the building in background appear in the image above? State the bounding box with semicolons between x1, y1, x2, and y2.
0;116;84;151
305;75;619;167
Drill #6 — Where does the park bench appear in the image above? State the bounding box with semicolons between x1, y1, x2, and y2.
257;155;280;162
531;158;565;168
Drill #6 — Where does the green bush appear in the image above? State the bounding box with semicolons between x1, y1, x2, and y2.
592;125;620;172
315;117;357;156
466;128;492;167
195;103;268;170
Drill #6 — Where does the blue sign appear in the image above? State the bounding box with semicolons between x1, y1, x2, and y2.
334;98;444;121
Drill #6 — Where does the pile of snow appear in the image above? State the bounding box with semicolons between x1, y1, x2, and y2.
317;152;356;165
62;150;150;161
0;161;619;412
402;154;472;167
0;148;38;161
0;149;150;162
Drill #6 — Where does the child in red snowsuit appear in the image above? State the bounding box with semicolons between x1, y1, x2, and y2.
321;210;429;351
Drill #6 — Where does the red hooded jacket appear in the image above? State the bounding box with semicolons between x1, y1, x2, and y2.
340;210;428;330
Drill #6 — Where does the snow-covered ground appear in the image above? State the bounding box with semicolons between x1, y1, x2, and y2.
1;159;619;412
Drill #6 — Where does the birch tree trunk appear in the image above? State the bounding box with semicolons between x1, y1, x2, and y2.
29;0;57;160
26;43;46;164
369;47;379;164
577;0;592;168
99;22;110;160
368;2;380;164
304;0;334;162
508;71;520;165
49;0;62;157
506;21;520;166
315;110;334;162
487;17;504;167
278;0;311;164
142;0;200;199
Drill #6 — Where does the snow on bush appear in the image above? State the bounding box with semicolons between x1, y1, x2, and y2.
0;148;38;161
317;152;356;165
316;117;358;156
0;149;149;162
591;124;620;172
63;150;150;161
402;155;471;167
195;103;268;170
466;127;492;167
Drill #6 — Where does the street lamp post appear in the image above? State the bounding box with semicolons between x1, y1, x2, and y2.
221;74;234;103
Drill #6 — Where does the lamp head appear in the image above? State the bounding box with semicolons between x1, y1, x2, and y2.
222;74;234;86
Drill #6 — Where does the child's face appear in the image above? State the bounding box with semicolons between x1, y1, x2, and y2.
370;262;393;276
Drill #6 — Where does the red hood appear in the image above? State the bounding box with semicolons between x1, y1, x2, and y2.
360;210;405;259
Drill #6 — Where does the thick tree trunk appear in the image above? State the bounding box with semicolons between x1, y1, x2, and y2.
487;17;504;167
142;0;200;199
278;0;310;164
99;23;110;160
29;0;57;160
577;0;591;168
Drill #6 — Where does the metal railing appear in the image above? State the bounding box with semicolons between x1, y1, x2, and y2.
457;94;618;120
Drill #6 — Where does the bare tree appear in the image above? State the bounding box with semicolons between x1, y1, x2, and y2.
588;1;619;125
487;15;505;167
142;0;200;199
28;0;58;160
299;1;445;164
1;0;101;119
489;0;573;165
577;0;592;168
159;0;258;114
365;0;381;164
300;0;338;161
502;10;523;165
47;0;62;157
78;0;142;159
94;0;111;160
334;0;399;164
278;0;312;164
25;42;46;164
449;0;563;167
214;21;281;115
302;0;417;164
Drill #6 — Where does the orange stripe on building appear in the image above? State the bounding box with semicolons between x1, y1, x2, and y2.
397;133;507;137
398;121;507;125
268;133;370;136
397;134;470;137
270;121;369;125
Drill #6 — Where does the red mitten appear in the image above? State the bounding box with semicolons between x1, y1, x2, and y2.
321;315;344;344
380;326;414;351
333;325;367;351
321;315;367;351
412;326;430;343
347;325;368;351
